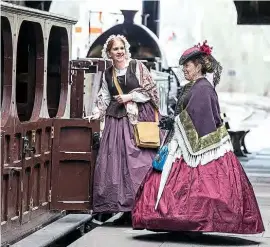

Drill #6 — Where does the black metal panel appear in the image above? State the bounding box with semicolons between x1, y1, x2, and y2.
142;0;160;37
234;1;270;25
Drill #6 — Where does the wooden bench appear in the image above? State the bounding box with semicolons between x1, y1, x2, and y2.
222;113;251;157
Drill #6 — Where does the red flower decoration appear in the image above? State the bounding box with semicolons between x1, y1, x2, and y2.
196;40;213;55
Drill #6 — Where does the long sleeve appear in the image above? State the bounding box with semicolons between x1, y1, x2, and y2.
91;74;111;119
131;91;150;103
99;74;111;106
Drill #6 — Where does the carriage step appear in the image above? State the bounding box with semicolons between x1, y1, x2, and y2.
11;214;92;247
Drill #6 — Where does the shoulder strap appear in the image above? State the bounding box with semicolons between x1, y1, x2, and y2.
112;68;123;95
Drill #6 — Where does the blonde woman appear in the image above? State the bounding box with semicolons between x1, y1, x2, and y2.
87;35;160;224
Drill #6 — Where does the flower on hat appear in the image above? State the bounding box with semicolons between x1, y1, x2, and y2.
197;40;213;55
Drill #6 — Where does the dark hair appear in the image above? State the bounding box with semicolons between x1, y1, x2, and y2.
188;54;214;75
106;37;125;53
182;53;223;87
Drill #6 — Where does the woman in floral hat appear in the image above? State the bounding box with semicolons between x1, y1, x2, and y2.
132;41;264;234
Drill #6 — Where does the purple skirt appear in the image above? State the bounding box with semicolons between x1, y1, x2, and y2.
93;102;158;213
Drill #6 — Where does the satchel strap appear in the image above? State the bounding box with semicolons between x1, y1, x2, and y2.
112;68;124;95
112;67;159;123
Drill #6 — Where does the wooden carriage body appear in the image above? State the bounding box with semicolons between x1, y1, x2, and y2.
1;2;103;245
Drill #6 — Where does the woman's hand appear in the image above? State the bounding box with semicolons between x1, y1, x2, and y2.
84;114;99;123
114;94;132;104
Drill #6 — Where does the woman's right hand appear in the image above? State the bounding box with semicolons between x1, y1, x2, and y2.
84;114;98;123
113;94;132;104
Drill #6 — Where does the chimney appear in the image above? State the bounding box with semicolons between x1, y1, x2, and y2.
142;0;160;37
121;10;138;24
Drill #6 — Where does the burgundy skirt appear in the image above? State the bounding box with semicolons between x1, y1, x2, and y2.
132;151;264;234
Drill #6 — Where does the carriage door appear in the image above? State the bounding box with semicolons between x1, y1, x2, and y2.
50;63;100;211
20;121;53;224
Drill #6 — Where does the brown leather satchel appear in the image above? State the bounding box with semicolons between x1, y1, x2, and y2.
112;68;160;148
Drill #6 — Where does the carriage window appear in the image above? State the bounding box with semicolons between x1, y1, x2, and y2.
1;17;12;115
47;26;69;118
16;21;44;122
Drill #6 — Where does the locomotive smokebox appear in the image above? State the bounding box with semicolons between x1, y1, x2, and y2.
87;9;167;69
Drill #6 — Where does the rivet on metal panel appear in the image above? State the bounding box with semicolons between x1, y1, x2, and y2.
51;127;54;139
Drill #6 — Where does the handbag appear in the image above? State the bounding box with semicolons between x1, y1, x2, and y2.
112;68;160;149
133;110;160;148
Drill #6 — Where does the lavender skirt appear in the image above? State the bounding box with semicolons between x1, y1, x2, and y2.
93;102;159;213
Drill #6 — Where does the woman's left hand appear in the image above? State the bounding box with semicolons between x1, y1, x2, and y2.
114;94;132;104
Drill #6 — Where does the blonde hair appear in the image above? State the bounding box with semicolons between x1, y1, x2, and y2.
101;34;131;60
